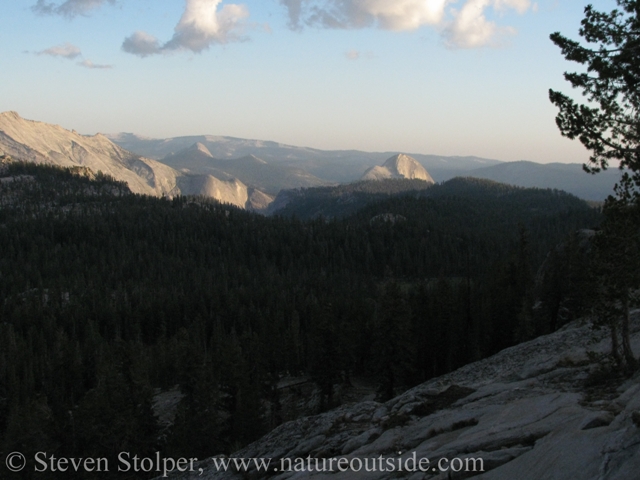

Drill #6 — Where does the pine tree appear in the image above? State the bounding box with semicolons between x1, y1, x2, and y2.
592;196;640;372
374;282;415;401
550;1;640;371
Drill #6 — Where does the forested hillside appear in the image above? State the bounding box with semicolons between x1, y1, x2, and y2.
0;162;600;478
269;178;434;218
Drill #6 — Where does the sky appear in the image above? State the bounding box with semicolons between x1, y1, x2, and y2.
0;0;621;163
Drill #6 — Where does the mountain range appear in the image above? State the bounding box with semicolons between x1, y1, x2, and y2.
160;142;329;195
0;112;271;210
463;161;622;202
109;131;623;202
106;132;504;184
0;112;625;205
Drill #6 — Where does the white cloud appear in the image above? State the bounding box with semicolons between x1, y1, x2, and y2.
280;0;532;48
282;0;447;31
37;43;82;59
123;0;249;57
444;0;499;49
32;0;115;18
493;0;530;14
122;31;162;57
444;0;530;49
78;59;113;69
35;43;112;69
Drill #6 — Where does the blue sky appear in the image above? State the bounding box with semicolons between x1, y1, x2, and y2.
0;1;619;163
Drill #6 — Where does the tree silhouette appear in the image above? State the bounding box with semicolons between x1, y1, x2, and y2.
550;0;640;372
549;1;640;185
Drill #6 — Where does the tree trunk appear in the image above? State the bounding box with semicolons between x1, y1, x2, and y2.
610;318;622;367
621;293;638;372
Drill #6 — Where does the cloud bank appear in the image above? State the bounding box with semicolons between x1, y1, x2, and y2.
32;0;115;18
280;0;533;48
32;0;536;55
122;0;249;57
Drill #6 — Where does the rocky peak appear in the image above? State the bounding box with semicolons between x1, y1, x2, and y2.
189;142;214;158
1;111;22;121
0;112;273;209
385;153;435;182
362;153;435;183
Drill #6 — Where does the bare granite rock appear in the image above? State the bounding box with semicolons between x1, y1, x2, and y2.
0;111;273;209
362;154;435;183
164;314;640;480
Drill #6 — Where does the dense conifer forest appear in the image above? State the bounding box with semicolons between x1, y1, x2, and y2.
0;161;600;478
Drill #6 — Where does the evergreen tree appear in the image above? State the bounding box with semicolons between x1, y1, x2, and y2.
307;303;340;410
0;161;601;459
549;0;640;184
73;343;158;465
592;196;640;371
374;282;415;401
550;0;640;372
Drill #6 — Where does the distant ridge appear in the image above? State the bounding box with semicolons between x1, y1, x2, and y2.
102;127;625;202
464;160;623;202
107;133;502;184
160;142;330;195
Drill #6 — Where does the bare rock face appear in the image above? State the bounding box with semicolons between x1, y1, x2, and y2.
171;315;640;480
192;142;214;158
362;154;435;183
247;188;275;212
0;112;272;209
0;111;171;196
